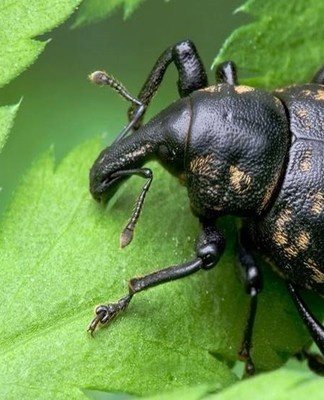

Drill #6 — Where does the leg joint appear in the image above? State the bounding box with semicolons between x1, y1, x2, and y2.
197;243;221;270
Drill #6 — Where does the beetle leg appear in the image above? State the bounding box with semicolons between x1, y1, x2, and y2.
295;350;324;376
237;228;263;376
287;281;324;374
87;220;225;334
311;67;324;84
215;61;238;85
128;39;208;129
104;167;153;248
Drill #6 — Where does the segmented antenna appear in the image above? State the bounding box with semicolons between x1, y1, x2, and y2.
89;71;145;142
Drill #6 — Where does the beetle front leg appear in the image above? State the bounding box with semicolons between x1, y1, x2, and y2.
88;220;225;334
128;39;208;129
90;40;207;141
107;168;153;248
237;227;263;375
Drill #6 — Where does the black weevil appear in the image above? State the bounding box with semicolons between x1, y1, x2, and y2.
87;40;324;375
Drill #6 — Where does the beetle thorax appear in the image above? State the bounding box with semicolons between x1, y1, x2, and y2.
184;86;291;218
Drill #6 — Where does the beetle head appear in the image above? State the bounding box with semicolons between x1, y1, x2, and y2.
89;150;127;202
90;96;191;202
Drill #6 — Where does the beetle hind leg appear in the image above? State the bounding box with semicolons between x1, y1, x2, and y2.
237;227;263;375
287;282;324;375
295;350;324;376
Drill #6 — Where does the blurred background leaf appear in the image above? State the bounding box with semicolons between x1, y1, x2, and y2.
0;102;20;155
73;0;147;27
0;0;82;157
0;0;82;88
214;0;324;88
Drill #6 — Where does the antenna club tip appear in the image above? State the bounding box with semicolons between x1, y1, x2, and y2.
120;227;134;248
89;71;108;85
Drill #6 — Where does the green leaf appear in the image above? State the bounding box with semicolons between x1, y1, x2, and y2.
0;138;322;399
2;0;324;399
83;369;324;400
84;383;217;400
208;369;324;400
214;0;324;88
0;139;238;399
73;0;146;27
0;102;20;154
0;1;83;160
0;0;83;88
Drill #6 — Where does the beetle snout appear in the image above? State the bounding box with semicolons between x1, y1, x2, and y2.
89;165;125;203
89;176;110;202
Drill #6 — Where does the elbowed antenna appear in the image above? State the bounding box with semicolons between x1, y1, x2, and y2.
89;71;145;142
88;72;160;247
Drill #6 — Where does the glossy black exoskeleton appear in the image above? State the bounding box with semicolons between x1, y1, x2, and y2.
87;40;324;375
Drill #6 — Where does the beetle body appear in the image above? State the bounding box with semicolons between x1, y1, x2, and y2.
253;84;324;294
88;40;324;375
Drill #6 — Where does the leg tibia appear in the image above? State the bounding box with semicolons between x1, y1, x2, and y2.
88;220;224;334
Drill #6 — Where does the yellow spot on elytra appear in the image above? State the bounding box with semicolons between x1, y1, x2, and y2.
284;246;299;258
273;208;292;250
273;230;288;246
310;191;324;215
274;87;285;93
314;89;324;100
298;149;312;172
280;228;310;258
296;109;312;130
229;165;252;193
295;230;310;251
296;109;308;119
276;209;292;229
234;85;254;94
301;89;312;97
306;258;324;283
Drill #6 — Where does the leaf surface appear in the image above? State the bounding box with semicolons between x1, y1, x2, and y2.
0;140;238;399
1;138;321;398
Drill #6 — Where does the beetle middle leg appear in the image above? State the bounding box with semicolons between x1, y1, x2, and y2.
215;61;238;85
311;66;324;84
237;226;263;375
88;220;225;334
